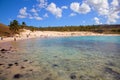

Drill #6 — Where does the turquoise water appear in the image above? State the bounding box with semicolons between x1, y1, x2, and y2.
1;36;120;80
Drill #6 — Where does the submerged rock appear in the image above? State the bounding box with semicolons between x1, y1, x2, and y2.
13;74;23;79
14;62;18;66
44;77;52;80
21;66;25;69
0;49;8;53
52;64;59;68
0;63;4;66
1;49;7;52
23;59;28;62
8;64;13;67
104;67;120;80
70;73;76;79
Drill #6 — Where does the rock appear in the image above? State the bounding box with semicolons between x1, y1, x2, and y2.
13;74;23;79
104;67;120;80
21;66;25;69
44;77;52;80
29;69;33;71
8;64;13;67
0;63;4;66
0;49;8;53
52;64;59;67
1;49;7;52
14;62;18;66
70;73;76;79
23;59;28;62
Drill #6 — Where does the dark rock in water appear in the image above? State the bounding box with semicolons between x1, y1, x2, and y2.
70;73;76;79
29;69;33;71
23;59;28;62
104;67;120;80
8;64;13;67
0;63;4;66
0;49;8;54
21;66;25;69
53;56;57;58
106;62;115;66
44;77;52;80
52;64;59;68
13;74;23;79
14;62;18;66
1;49;7;52
6;66;11;69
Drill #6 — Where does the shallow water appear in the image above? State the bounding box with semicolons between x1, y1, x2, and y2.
0;36;120;80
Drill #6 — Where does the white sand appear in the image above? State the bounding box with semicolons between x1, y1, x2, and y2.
0;29;119;43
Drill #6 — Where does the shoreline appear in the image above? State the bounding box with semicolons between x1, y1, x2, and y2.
0;30;120;43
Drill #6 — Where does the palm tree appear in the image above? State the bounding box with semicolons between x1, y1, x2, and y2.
9;20;19;34
21;22;26;29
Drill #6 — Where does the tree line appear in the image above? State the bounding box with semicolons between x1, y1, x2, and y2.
9;20;120;34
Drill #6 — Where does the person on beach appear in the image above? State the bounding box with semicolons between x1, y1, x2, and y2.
26;34;29;38
1;36;3;40
14;37;16;41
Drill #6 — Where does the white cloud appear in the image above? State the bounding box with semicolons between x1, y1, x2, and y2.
69;13;76;17
87;0;109;15
30;8;37;13
46;3;62;18
34;16;43;20
37;0;47;8
107;11;119;23
61;6;68;9
70;2;91;14
18;7;42;20
43;13;48;17
17;7;28;18
87;0;120;24
94;17;102;24
111;0;119;7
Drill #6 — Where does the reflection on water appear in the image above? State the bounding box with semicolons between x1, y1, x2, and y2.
0;36;120;80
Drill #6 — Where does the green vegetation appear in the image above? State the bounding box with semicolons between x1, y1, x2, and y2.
0;20;120;37
9;20;20;34
28;25;120;34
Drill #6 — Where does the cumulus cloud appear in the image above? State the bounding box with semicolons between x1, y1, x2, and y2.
18;7;42;20
111;0;119;7
43;13;48;17
69;13;76;17
30;8;37;13
46;3;62;18
34;16;42;20
94;17;102;24
17;7;28;18
37;0;47;8
70;2;91;14
87;0;120;23
87;0;109;15
61;6;68;9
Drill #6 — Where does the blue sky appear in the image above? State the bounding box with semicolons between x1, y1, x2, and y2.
0;0;120;27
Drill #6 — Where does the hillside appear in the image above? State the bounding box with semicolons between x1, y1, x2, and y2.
0;23;11;36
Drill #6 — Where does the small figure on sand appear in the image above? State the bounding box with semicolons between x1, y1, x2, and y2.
14;37;16;41
26;34;29;38
1;36;3;40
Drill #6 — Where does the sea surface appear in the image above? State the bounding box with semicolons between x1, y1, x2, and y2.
1;36;120;80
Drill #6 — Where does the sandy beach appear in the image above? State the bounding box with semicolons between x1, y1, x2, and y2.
0;29;119;43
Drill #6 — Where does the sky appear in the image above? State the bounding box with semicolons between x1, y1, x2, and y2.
0;0;120;27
